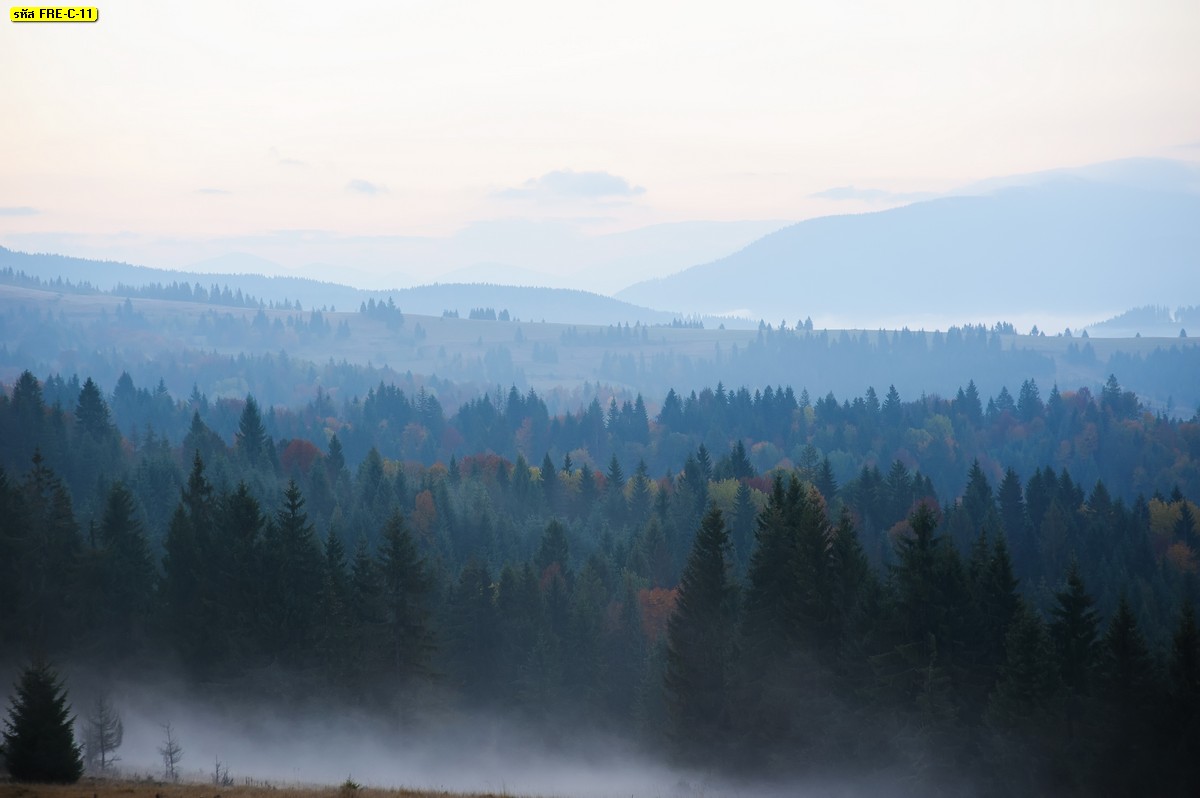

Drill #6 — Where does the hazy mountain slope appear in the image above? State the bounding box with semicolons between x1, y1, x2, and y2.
388;283;681;324
0;247;681;325
617;179;1200;326
0;247;371;310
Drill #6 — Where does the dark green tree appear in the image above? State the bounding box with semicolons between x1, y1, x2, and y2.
378;511;433;682
263;480;323;662
984;602;1062;790
1164;604;1200;792
535;518;569;578
664;504;737;758
1049;561;1099;733
235;395;266;464
1;660;84;783
73;377;113;440
92;482;155;656
1095;594;1155;795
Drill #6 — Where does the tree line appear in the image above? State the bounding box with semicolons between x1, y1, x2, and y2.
1;369;1198;794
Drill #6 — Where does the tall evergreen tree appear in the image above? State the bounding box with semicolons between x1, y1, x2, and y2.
378;511;433;683
263;481;323;662
92;482;155;656
74;378;113;440
535;519;570;578
1164;604;1200;792
665;505;737;758
1;660;84;783
235;395;266;464
1096;594;1155;795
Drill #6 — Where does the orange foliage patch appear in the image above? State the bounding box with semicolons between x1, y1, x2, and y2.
638;587;678;643
1166;542;1198;574
412;489;437;542
280;438;321;475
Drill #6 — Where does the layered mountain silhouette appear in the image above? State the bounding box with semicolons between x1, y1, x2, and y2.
618;171;1200;327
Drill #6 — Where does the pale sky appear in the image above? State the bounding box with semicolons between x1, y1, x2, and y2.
2;0;1198;279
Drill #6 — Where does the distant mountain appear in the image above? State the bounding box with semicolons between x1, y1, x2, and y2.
1085;305;1200;338
618;173;1200;328
386;283;681;325
186;251;288;275
0;247;681;325
567;220;791;294
0;247;372;310
438;262;568;289
1;219;787;296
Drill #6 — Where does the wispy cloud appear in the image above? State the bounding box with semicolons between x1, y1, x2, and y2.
279;158;307;167
196;188;230;195
347;179;387;196
810;186;933;203
0;206;40;216
497;169;646;201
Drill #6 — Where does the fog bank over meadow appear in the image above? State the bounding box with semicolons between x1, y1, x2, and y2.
49;675;943;798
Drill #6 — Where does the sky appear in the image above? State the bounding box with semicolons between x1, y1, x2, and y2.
2;0;1198;283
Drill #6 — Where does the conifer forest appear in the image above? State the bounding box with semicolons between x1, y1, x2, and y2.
2;358;1198;795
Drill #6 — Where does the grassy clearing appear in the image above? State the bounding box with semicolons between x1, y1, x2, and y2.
0;779;532;798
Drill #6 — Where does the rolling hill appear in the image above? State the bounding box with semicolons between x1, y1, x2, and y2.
0;247;683;326
616;177;1200;329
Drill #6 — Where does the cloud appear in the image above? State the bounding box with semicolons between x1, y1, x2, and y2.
810;186;933;203
0;206;39;216
346;179;387;196
196;188;230;195
278;158;307;167
497;169;646;201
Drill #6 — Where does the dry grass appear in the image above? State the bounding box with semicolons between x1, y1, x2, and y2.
0;779;530;798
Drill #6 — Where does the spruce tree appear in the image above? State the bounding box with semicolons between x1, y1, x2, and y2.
378;511;433;682
74;377;113;440
1049;562;1099;700
1096;594;1154;795
93;482;155;656
665;504;737;758
1164;604;1200;792
1;660;84;783
235;394;266;464
535;519;570;578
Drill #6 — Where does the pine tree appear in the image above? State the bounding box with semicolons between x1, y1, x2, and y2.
18;453;82;653
1096;594;1154;794
984;603;1061;790
93;482;155;656
1050;562;1099;702
665;505;737;758
1164;604;1200;792
74;377;113;440
730;480;756;571
446;559;500;700
629;460;653;529
535;519;570;578
814;456;838;502
263;480;323;662
235;395;266;464
378;511;433;683
1;660;84;783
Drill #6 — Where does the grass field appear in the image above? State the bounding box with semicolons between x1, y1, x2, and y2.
0;779;529;798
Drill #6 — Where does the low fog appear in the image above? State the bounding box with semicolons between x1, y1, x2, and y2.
40;673;943;798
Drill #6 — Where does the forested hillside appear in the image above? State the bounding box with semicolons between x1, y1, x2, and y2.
2;369;1198;795
4;280;1200;416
